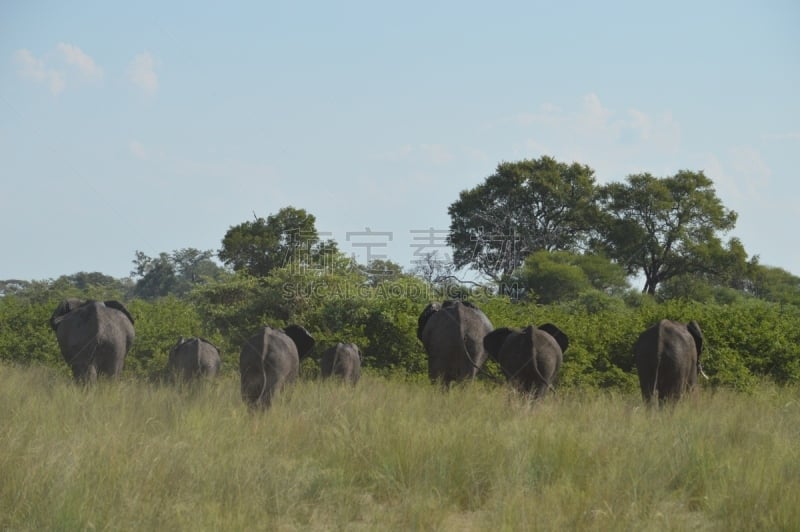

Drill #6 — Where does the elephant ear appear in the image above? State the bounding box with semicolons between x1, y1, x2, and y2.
483;328;514;360
104;300;135;325
539;323;569;353
417;302;441;341
284;324;315;359
687;320;703;356
49;298;85;330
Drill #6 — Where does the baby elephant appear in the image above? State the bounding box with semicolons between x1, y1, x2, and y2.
168;337;222;381
320;342;362;385
483;324;569;399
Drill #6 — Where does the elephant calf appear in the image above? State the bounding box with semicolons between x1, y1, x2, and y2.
168;337;221;381
634;319;704;405
483;323;569;399
320;342;362;385
240;325;315;409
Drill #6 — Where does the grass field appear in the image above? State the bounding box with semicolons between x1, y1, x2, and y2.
1;363;798;531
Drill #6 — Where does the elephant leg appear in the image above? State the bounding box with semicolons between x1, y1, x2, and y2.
96;352;123;379
637;361;657;403
638;377;654;403
259;373;287;409
71;363;96;384
532;381;549;400
656;365;684;404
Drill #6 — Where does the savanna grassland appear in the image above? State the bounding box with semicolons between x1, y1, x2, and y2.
2;363;798;531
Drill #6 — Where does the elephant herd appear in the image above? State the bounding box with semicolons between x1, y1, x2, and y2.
49;298;705;408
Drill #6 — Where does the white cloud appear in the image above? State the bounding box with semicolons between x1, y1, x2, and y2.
508;93;684;180
13;49;65;94
129;140;148;160
56;42;103;80
695;146;771;207
13;44;101;94
128;52;159;95
730;145;771;188
580;93;613;132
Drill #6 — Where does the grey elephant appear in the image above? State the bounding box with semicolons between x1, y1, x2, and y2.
50;298;135;383
483;323;569;398
634;319;705;405
417;300;494;386
320;342;362;385
168;337;221;381
240;324;315;409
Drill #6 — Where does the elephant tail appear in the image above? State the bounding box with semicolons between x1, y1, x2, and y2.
526;326;556;396
652;348;662;402
462;334;503;384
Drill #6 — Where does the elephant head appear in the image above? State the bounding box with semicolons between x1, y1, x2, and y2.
483;323;568;398
168;337;222;381
239;324;315;409
320;342;362;385
417;300;494;386
50;299;135;383
634;319;704;405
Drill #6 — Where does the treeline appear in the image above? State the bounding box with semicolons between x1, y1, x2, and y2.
1;155;799;387
1;265;799;390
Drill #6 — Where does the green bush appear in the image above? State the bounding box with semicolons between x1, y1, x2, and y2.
2;271;799;389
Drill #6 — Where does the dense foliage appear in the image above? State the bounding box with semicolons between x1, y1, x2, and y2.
2;265;798;390
218;206;339;277
596;170;738;294
448;156;598;281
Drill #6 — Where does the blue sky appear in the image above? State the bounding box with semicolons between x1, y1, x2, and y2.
1;1;798;282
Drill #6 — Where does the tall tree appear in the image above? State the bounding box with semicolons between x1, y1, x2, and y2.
131;252;178;299
131;248;225;299
448;156;598;282
219;207;338;277
596;170;737;295
747;264;800;305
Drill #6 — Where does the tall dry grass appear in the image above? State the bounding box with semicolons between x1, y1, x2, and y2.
1;363;798;531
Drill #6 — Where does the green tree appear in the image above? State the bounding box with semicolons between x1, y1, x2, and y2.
218;207;338;277
448;156;598;282
596;170;737;295
1;273;132;302
131;252;178;299
131;249;226;299
747;264;800;305
505;251;629;303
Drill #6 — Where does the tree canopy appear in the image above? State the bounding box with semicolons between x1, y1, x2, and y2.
131;248;226;300
504;250;630;303
596;170;738;295
448;156;598;282
218;207;339;277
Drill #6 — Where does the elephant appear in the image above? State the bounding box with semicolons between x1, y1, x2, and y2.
50;298;135;383
239;324;315;409
320;342;362;385
483;323;569;398
417;300;494;386
168;337;221;381
634;319;705;405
